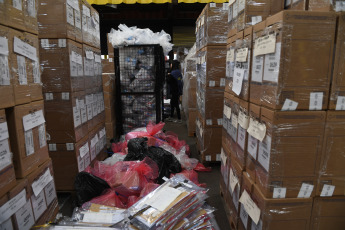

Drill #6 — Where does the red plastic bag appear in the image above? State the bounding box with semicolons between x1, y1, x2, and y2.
146;121;165;136
194;163;212;172
87;189;126;209
139;183;160;198
127;195;140;208
111;141;127;154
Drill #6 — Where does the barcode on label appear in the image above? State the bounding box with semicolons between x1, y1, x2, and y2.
25;130;35;156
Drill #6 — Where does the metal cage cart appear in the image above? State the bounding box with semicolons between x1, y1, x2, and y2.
114;45;165;135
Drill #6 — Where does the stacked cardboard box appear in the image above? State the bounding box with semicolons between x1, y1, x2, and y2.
38;0;107;191
182;45;197;136
195;4;228;163
220;9;345;230
102;34;116;145
0;2;60;227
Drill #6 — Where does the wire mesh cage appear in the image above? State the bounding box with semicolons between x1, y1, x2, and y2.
114;45;165;136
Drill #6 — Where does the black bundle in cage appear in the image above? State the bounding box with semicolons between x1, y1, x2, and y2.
114;45;165;135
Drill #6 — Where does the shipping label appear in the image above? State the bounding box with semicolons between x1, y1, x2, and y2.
13;37;37;61
24;130;34;156
38;124;46;148
22;110;45;131
239;190;261;225
17;56;27;85
31;168;53;197
14;200;35;230
251;55;264;83
257;135;272;172
0;189;26;224
263;42;281;83
0;55;10;86
44;180;56;206
247;134;258;159
66;5;74;26
0;139;11;171
254;34;276;57
31;191;47;220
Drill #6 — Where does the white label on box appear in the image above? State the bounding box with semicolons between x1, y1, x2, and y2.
320;184;335;197
32;168;53;197
14;37;37;61
23;110;45;131
27;0;36;17
73;106;81;128
273;187;286;199
282;99;298;111
247;134;258;159
231;114;238;128
45;93;53;101
81;107;87;124
33;63;41;83
309;92;323;110
205;155;211;162
206;119;212;125
233;186;240;211
75;10;82;29
239;190;261;225
0;218;13;230
14;200;34;230
226;50;231;62
109;58;113;62
0;55;10;86
236;48;248;62
258;135;272;172
229;48;235;62
238;0;245;12
209;80;215;87
216;154;221;161
17;56;27;85
210;3;216;7
86;51;94;60
90;146;96;161
12;0;22;11
48;143;56;151
99;128;106;138
238;111;249;129
0;189;26;224
0;37;9;56
94;54;101;63
251;220;263;230
229;169;239;193
71;51;82;64
221;148;227;166
263;42;281;83
254;34;276;57
31;191;47;220
217;118;223;126
220;78;226;87
247;118;266;142
224;106;232;119
336;96;345;110
233;0;238;18
87;104;93;121
297;183;314;198
251;55;264;83
79;142;89;158
229;0;235;4
90;134;99;148
232;68;245;95
24;130;34;156
66;5;74;26
61;92;70;100
67;0;79;11
66;143;74;151
223;3;229;10
335;2;345;12
0;122;9;141
78;156;85;172
251;16;262;25
82;4;91;17
240;203;249;229
40;39;49;48
84;152;91;167
38;124;46;148
58;39;66;48
70;59;78;77
237;126;246;151
44;180;56;206
0;139;11;171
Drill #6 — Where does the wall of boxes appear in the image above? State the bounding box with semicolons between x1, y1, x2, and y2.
211;1;345;230
0;0;108;228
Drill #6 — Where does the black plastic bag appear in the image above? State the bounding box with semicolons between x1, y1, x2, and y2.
74;172;111;207
124;138;182;184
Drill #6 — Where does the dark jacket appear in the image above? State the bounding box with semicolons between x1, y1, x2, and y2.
169;69;183;96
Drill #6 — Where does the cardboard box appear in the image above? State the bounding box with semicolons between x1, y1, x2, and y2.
24;0;39;34
38;0;82;43
49;134;89;190
249;20;266;106
107;33;114;56
329;13;345;110
105;121;116;145
250;184;313;230
40;38;84;93
197;86;224;126
44;91;88;143
223;93;239;157
0;194;14;230
235;98;249;168
245;103;261;181
308;0;342;11
102;58;115;74
81;0;100;49
6;100;49;178
197;45;227;87
238;172;255;230
0;26;15;109
196;3;228;50
311;196;345;230
0;109;17;198
258;11;336;110
186;108;197;136
256;108;325;198
317;111;345;196
35;199;59;226
4;0;25;31
83;44;102;90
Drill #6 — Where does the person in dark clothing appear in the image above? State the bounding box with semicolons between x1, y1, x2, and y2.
166;60;183;122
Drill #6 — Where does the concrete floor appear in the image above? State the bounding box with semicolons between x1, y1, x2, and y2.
56;117;231;229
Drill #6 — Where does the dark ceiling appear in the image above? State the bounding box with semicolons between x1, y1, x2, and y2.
93;3;206;54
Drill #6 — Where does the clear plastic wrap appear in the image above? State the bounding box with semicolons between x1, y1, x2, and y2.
285;0;308;10
38;0;83;43
308;0;345;12
250;11;336;110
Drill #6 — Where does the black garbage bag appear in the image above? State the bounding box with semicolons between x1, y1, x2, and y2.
74;172;111;207
124;138;182;184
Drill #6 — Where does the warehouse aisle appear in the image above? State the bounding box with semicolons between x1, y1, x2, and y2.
164;118;231;230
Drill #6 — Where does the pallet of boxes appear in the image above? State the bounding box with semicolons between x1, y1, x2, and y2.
0;1;59;228
37;0;107;192
195;3;228;164
182;44;197;137
220;1;345;229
